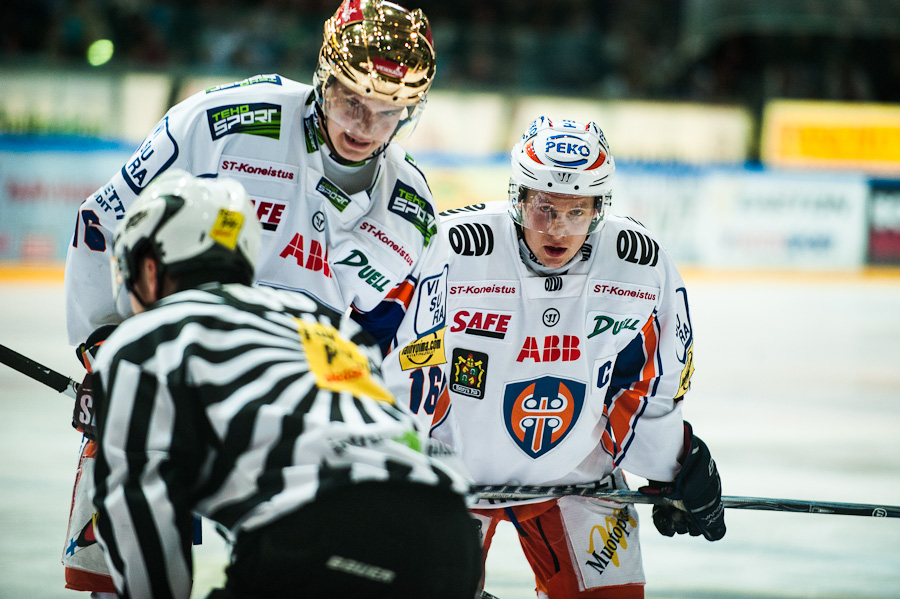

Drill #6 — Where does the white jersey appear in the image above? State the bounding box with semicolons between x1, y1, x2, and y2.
64;74;449;407
439;202;694;489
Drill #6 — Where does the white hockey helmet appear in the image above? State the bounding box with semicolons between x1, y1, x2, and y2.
509;116;615;235
314;0;435;142
112;169;261;300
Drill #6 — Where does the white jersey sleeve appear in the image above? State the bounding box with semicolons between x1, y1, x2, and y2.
64;87;224;345
603;228;691;481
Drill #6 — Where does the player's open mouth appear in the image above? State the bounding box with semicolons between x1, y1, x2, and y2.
543;245;567;258
343;132;371;149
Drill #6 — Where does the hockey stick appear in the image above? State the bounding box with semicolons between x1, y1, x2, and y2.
0;342;79;399
474;484;900;518
0;342;215;544
7;345;897;522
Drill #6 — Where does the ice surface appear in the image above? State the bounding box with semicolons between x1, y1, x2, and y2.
2;273;899;598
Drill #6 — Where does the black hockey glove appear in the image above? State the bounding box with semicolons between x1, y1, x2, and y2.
639;421;726;541
72;325;117;441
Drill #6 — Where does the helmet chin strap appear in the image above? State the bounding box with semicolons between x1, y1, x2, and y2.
130;286;152;311
127;256;165;311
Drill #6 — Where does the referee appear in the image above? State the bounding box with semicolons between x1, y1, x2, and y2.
89;170;481;599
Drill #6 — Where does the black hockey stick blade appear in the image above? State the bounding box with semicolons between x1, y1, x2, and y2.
0;343;79;399
474;485;900;518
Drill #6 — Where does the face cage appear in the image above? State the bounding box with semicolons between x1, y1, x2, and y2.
507;181;610;236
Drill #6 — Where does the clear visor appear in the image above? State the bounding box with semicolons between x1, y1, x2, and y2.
519;189;599;237
322;80;412;144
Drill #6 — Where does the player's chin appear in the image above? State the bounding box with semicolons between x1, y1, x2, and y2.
538;251;569;268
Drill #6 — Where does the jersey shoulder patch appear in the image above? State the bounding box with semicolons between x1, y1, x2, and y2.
120;117;179;194
605;216;665;269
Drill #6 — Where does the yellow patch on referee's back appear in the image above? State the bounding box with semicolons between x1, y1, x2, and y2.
294;318;394;404
209;208;244;250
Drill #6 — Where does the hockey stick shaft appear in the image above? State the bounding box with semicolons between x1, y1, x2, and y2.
0;343;79;399
6;344;896;521
0;342;213;544
474;485;900;518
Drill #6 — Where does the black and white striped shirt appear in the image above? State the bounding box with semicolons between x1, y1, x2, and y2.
91;283;471;599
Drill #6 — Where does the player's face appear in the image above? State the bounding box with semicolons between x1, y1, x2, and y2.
520;190;595;268
322;81;406;162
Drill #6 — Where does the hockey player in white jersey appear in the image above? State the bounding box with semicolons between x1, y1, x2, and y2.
90;170;481;599
62;0;449;592
438;117;726;598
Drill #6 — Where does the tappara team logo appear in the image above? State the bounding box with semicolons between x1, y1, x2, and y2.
503;376;585;458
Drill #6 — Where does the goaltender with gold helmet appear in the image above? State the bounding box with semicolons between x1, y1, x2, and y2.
61;1;452;594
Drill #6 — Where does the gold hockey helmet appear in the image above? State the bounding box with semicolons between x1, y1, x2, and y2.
317;0;435;106
315;0;435;141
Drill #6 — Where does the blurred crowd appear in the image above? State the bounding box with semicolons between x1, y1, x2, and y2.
3;0;900;112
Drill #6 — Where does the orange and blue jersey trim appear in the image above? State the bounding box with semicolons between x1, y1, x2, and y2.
601;313;662;466
350;274;418;355
385;275;416;310
429;384;453;436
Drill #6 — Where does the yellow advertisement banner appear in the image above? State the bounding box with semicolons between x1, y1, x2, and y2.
761;100;900;173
